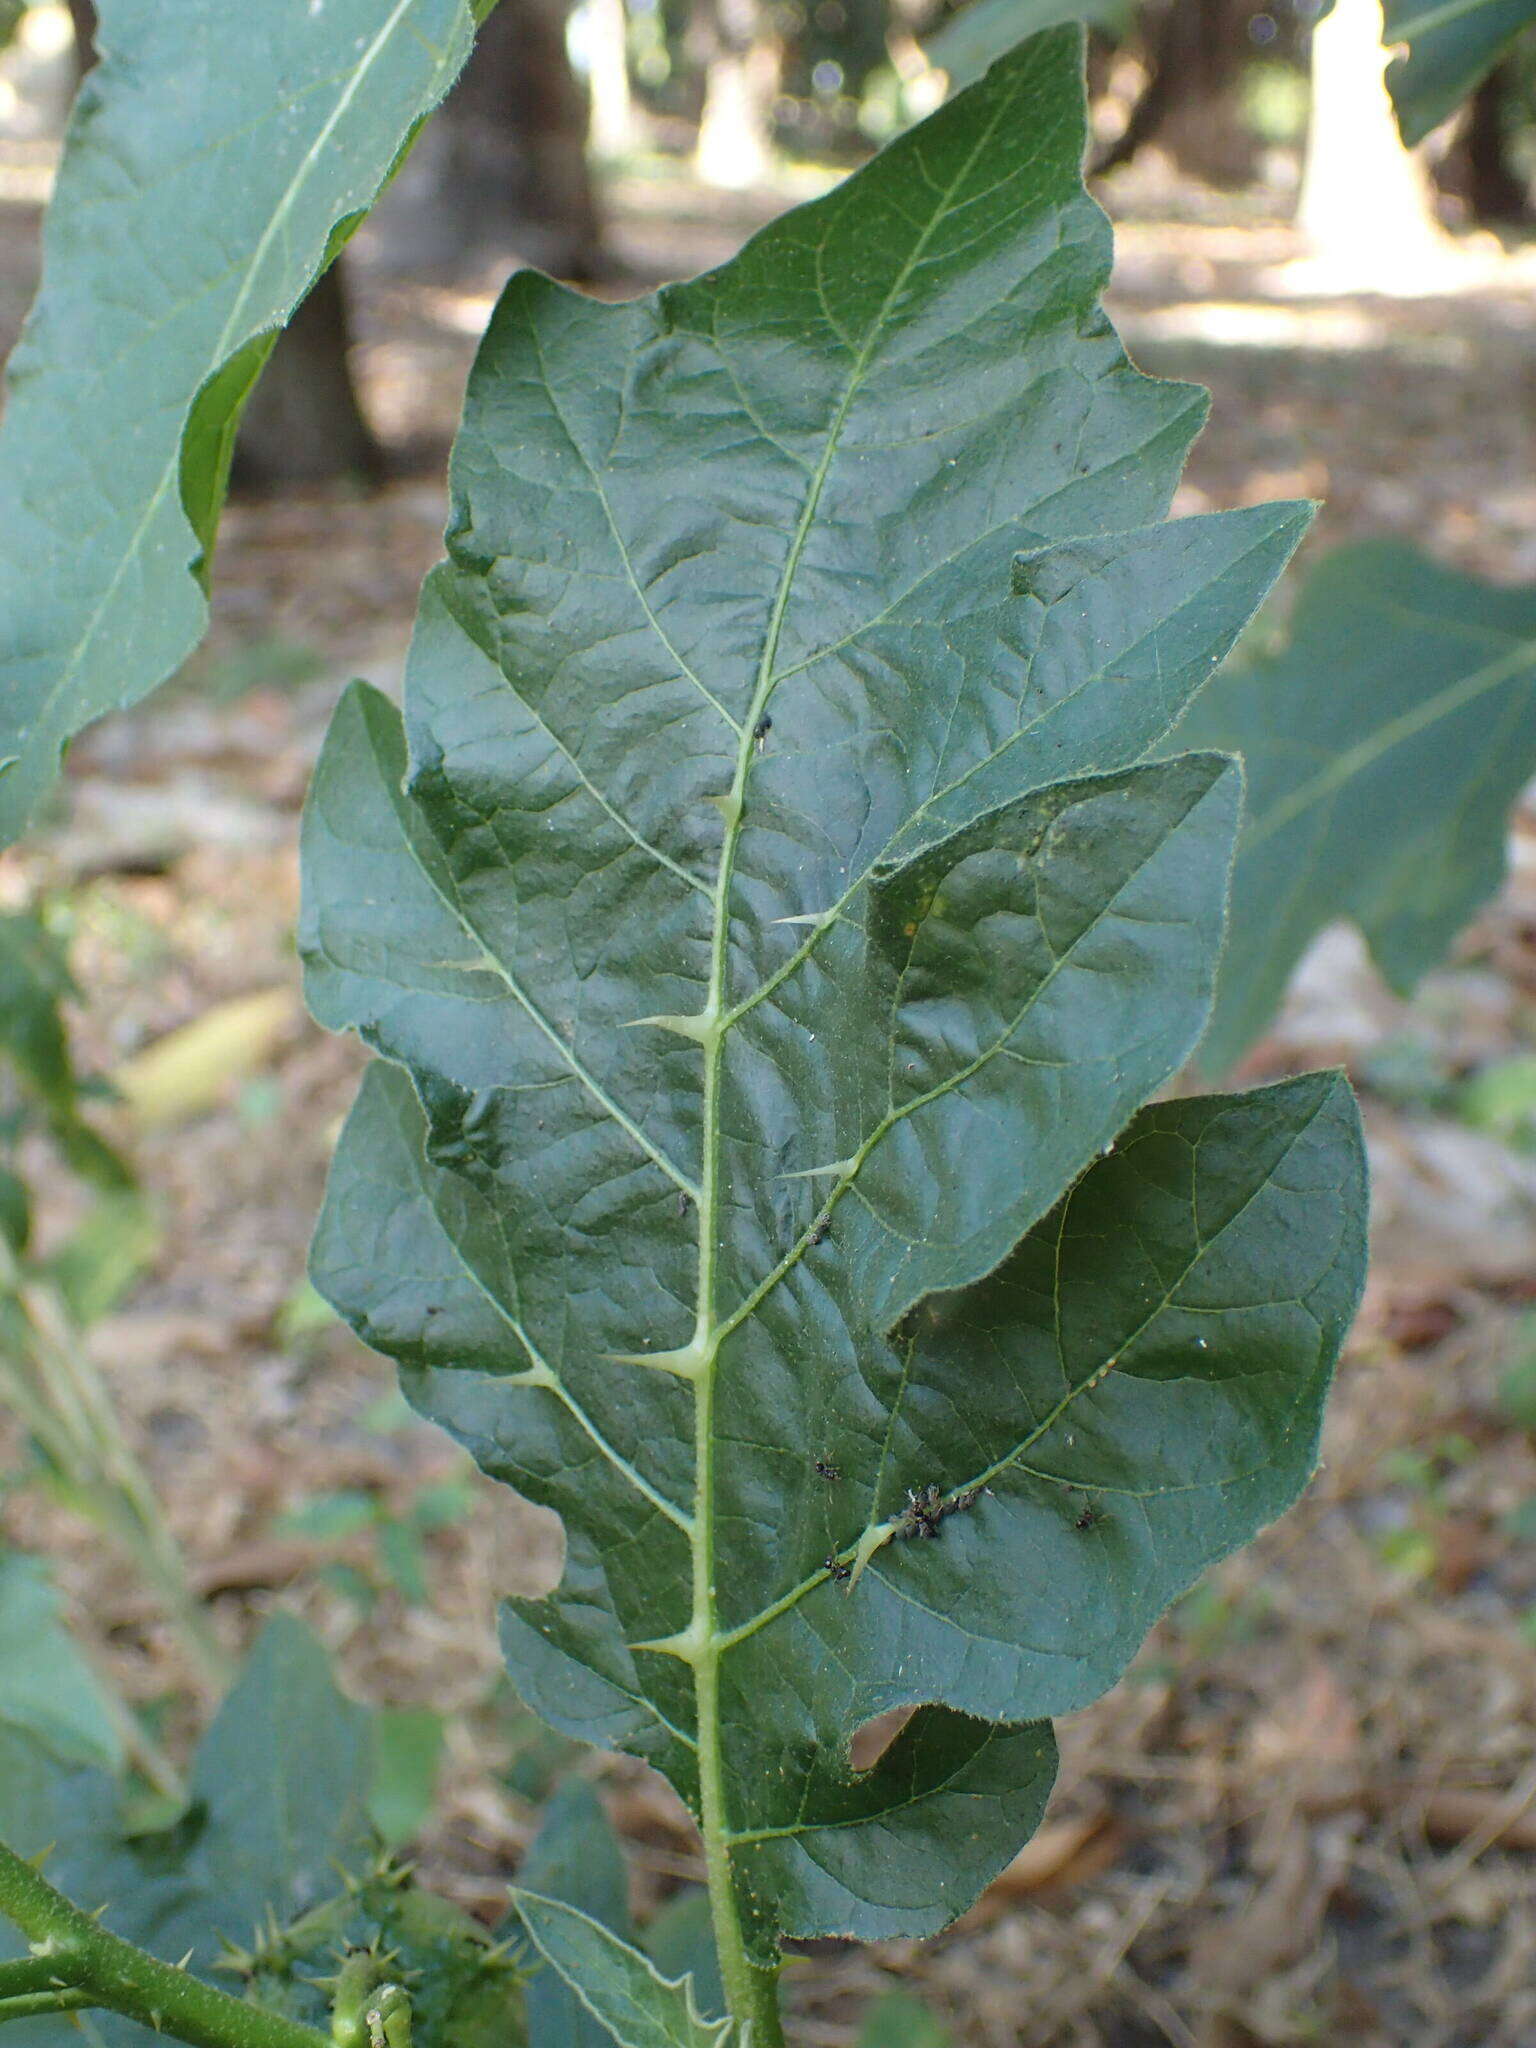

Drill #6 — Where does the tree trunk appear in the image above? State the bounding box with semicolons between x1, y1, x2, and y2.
1297;0;1451;287
692;0;780;191
582;0;637;162
1093;0;1255;186
433;0;604;276
231;262;384;494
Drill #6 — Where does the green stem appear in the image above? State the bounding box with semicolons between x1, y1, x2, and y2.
695;1646;785;2047
0;1841;328;2048
0;1955;84;1999
0;1989;96;2022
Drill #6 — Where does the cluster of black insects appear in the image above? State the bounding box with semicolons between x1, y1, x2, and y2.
813;1457;1107;1581
814;1459;988;1583
893;1480;984;1539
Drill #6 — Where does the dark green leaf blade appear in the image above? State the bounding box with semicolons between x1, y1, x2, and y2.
1180;540;1536;1071
0;0;474;844
734;1712;1055;1945
303;28;1344;1969
313;1056;1363;1945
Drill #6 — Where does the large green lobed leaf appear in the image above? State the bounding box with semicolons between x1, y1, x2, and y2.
303;29;1365;1970
1183;539;1536;1071
0;0;476;844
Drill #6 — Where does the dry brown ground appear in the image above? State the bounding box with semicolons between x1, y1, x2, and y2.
3;118;1536;2048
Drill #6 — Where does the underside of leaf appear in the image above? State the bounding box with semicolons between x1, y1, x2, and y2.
0;0;474;843
302;26;1365;1974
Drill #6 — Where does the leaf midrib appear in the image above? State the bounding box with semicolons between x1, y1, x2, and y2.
683;60;1034;1949
710;771;1220;1357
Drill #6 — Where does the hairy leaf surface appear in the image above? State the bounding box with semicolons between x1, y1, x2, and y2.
0;0;475;843
1183;540;1536;1070
303;30;1363;1966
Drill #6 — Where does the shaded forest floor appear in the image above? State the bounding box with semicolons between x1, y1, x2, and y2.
4;125;1536;2048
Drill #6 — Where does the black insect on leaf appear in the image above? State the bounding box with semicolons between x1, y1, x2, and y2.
302;23;1365;2000
897;1487;947;1541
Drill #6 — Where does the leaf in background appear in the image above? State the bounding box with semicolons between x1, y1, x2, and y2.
210;1857;530;2048
0;0;476;845
0;1614;377;2048
0;1167;27;1253
1180;540;1536;1072
518;1782;633;2048
925;0;1132;91
0;912;129;1188
48;1190;160;1326
514;1893;730;2048
368;1706;445;1849
304;27;1361;1975
641;1895;725;2026
856;1990;951;2048
0;1551;122;1770
1381;0;1536;144
0;913;75;1109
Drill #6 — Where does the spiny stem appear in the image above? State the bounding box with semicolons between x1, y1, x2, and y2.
0;1840;328;2048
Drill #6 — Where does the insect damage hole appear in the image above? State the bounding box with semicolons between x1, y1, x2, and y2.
849;1705;915;1773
